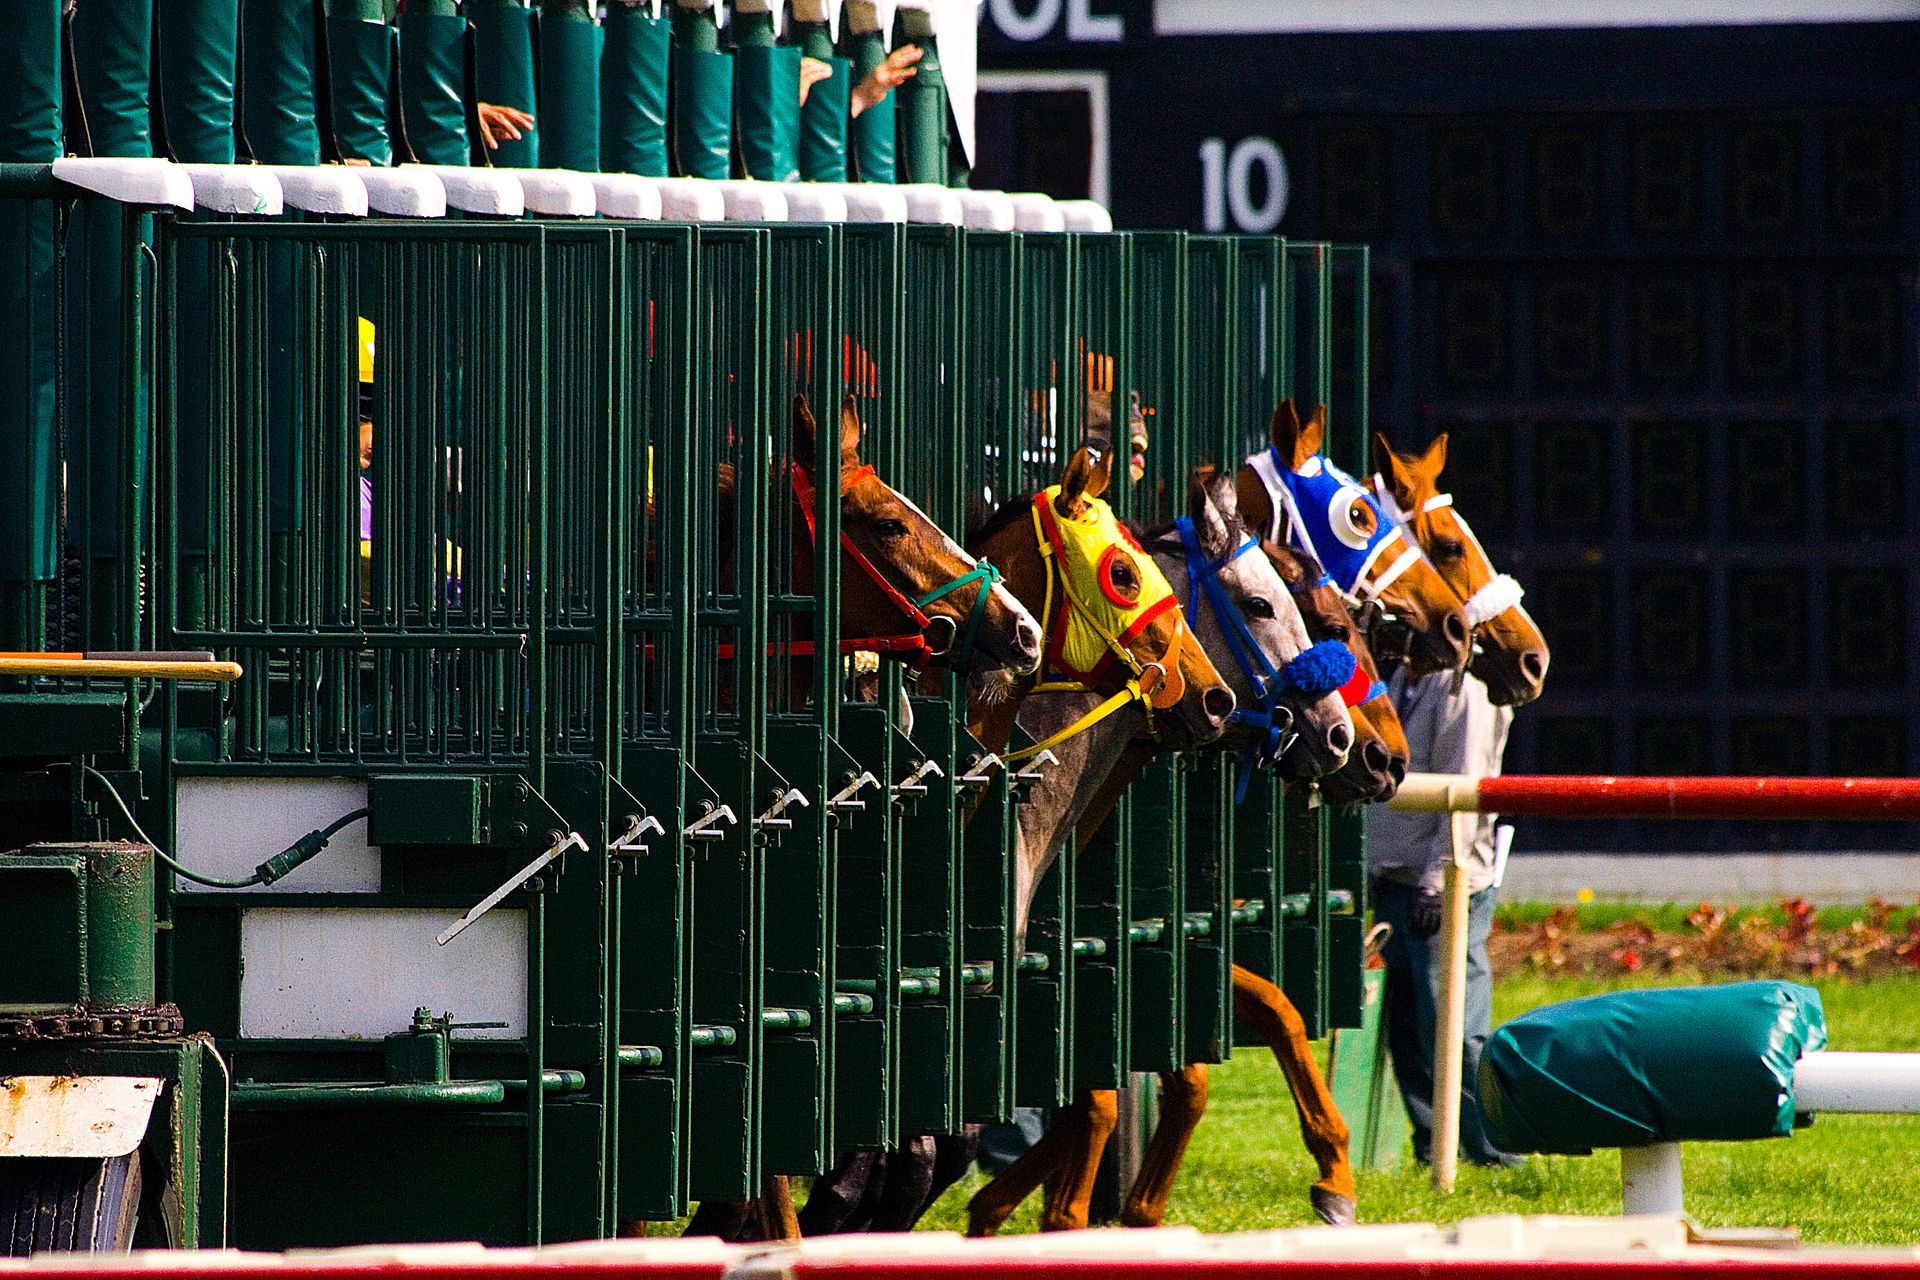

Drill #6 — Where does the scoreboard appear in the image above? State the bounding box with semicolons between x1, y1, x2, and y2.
978;10;1920;851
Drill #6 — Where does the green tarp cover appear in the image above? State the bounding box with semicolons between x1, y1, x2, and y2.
157;0;239;163
399;10;470;164
0;1;62;161
539;10;604;171
602;6;669;176
472;0;540;167
1478;981;1827;1155
895;33;944;184
734;44;800;182
846;33;892;183
326;16;394;165
72;0;155;157
797;54;850;182
671;45;733;180
240;0;323;164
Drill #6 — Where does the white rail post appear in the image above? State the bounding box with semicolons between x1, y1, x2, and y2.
1621;1142;1685;1215
1430;823;1471;1193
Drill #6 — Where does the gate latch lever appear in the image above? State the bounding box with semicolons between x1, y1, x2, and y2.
611;813;667;855
684;803;738;842
755;787;810;833
956;753;1003;789
438;829;587;947
892;758;945;803
1014;749;1059;783
828;771;880;813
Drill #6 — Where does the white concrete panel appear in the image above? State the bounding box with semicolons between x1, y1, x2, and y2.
179;164;284;216
174;776;379;894
239;907;526;1040
1503;852;1920;905
1154;0;1920;34
50;157;195;210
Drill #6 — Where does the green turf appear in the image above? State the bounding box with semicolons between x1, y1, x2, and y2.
918;972;1920;1243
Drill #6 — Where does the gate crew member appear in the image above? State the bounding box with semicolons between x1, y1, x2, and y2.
1367;669;1520;1169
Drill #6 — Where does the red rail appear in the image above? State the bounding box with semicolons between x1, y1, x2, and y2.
1392;773;1920;820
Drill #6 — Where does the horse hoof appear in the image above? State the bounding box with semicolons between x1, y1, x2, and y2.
1310;1187;1357;1227
966;1196;1007;1238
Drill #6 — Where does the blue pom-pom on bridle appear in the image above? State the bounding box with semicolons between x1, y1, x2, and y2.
1277;639;1356;698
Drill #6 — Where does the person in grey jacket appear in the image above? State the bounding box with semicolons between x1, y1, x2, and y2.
1368;666;1519;1168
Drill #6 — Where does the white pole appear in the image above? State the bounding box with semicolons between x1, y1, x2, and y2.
1794;1052;1920;1113
1621;1143;1685;1215
1429;851;1470;1193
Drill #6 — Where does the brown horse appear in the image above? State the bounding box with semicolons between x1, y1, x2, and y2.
678;397;1042;1244
1370;433;1548;707
966;471;1359;1235
1260;542;1410;805
1236;402;1472;681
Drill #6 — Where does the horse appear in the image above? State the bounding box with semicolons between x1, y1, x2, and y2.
676;396;1043;1244
1369;433;1548;707
1235;401;1472;682
965;468;1363;1235
1259;541;1409;806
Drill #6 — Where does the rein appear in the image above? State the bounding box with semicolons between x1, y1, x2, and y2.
1174;517;1362;802
791;462;1005;673
1000;492;1192;764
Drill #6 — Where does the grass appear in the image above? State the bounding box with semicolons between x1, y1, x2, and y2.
917;971;1920;1244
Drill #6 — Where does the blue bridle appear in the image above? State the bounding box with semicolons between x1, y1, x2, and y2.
1175;516;1359;803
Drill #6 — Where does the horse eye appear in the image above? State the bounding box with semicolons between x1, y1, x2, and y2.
1112;561;1136;586
1350;503;1375;532
1245;597;1274;620
1326;624;1351;643
1431;537;1466;563
875;518;910;540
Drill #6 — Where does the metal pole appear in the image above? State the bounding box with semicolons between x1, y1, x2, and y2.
1621;1142;1684;1216
1429;851;1468;1193
1794;1052;1920;1113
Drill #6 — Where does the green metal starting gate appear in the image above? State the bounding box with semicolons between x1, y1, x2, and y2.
0;184;1375;1246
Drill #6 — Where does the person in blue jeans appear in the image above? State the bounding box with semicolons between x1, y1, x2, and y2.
1369;667;1520;1168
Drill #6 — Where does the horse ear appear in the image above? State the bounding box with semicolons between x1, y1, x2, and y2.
1188;468;1235;560
1302;404;1328;460
1267;399;1301;452
839;394;865;468
1372;431;1418;503
791;394;818;471
1056;444;1113;517
1234;465;1274;540
1415;432;1449;484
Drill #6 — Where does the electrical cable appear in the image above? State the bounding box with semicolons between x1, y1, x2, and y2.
79;763;368;889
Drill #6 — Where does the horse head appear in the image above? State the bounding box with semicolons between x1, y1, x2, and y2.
791;395;1042;687
1235;400;1471;679
968;442;1236;752
1371;432;1549;707
1258;542;1410;804
1148;469;1354;784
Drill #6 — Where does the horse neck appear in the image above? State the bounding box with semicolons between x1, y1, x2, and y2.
1007;688;1145;944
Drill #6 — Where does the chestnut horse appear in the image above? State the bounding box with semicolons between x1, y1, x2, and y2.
1369;433;1548;707
677;397;1042;1243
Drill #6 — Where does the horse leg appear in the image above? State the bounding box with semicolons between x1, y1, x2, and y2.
911;1126;984;1226
1035;1089;1118;1232
796;1151;880;1235
756;1175;801;1241
1230;966;1356;1225
967;1101;1093;1236
1118;1064;1208;1227
867;1135;937;1231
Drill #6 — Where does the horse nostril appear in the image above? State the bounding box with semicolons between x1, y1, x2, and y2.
1203;686;1236;724
1362;739;1390;773
1016;618;1042;657
1387;756;1407;785
1521;649;1547;683
1325;720;1352;758
1443;610;1469;648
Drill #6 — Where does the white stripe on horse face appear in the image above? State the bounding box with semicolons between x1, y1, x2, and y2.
891;484;1039;631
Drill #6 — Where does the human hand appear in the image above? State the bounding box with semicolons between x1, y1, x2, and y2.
798;56;834;107
851;43;920;117
476;102;536;151
1408;889;1443;939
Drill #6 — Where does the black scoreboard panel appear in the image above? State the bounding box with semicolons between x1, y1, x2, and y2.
1304;106;1918;853
979;18;1919;851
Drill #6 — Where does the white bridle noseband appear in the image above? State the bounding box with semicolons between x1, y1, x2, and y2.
1370;481;1526;629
